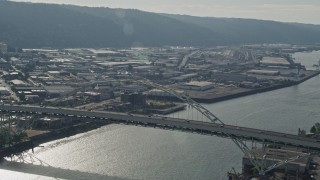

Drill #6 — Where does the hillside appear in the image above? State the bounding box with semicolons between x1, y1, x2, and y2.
0;1;319;48
163;14;320;45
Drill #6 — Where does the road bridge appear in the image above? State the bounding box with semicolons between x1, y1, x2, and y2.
1;104;320;151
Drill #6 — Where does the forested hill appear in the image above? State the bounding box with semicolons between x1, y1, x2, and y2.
162;14;320;45
0;1;320;48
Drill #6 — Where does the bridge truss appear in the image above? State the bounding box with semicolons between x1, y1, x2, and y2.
1;75;318;176
128;75;318;176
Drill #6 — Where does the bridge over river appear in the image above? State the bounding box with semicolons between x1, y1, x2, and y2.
1;104;320;151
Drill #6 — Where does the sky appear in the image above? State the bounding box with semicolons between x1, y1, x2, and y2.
12;0;320;24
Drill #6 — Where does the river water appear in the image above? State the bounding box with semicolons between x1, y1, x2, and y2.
1;51;320;180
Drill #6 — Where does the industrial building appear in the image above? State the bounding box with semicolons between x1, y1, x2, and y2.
0;86;10;96
44;86;74;98
47;71;61;76
116;85;148;93
213;73;257;83
247;69;280;76
98;61;143;68
171;73;198;82
180;81;214;91
133;66;155;72
83;92;101;102
9;79;29;87
260;57;291;66
25;95;41;103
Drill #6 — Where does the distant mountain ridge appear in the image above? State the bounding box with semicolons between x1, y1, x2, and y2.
162;14;320;45
0;1;319;48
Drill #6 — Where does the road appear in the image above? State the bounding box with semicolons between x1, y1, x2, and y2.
178;51;199;69
0;79;20;102
1;104;320;151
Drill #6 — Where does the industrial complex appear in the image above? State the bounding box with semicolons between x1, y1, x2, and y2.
1;43;320;179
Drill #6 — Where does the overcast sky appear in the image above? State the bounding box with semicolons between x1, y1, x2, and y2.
13;0;320;24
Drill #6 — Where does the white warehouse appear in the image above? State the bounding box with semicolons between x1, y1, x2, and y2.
0;86;10;96
180;81;214;91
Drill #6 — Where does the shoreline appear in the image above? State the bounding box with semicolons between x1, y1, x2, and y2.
1;71;319;158
192;71;320;103
0;120;110;159
30;120;111;146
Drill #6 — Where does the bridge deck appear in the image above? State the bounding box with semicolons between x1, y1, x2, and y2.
1;104;320;151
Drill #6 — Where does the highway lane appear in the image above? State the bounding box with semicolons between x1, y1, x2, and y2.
1;104;320;150
0;79;20;102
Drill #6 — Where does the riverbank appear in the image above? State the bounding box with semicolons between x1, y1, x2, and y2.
191;71;320;103
0;120;111;159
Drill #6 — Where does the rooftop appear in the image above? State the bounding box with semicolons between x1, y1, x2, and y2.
183;81;214;87
98;61;144;67
88;49;119;54
11;79;28;85
248;69;279;73
261;57;290;65
44;86;74;93
0;86;8;91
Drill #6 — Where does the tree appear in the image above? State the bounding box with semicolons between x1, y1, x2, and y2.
311;126;316;133
0;128;10;148
310;123;320;134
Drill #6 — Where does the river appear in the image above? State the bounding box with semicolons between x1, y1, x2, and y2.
1;51;320;180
